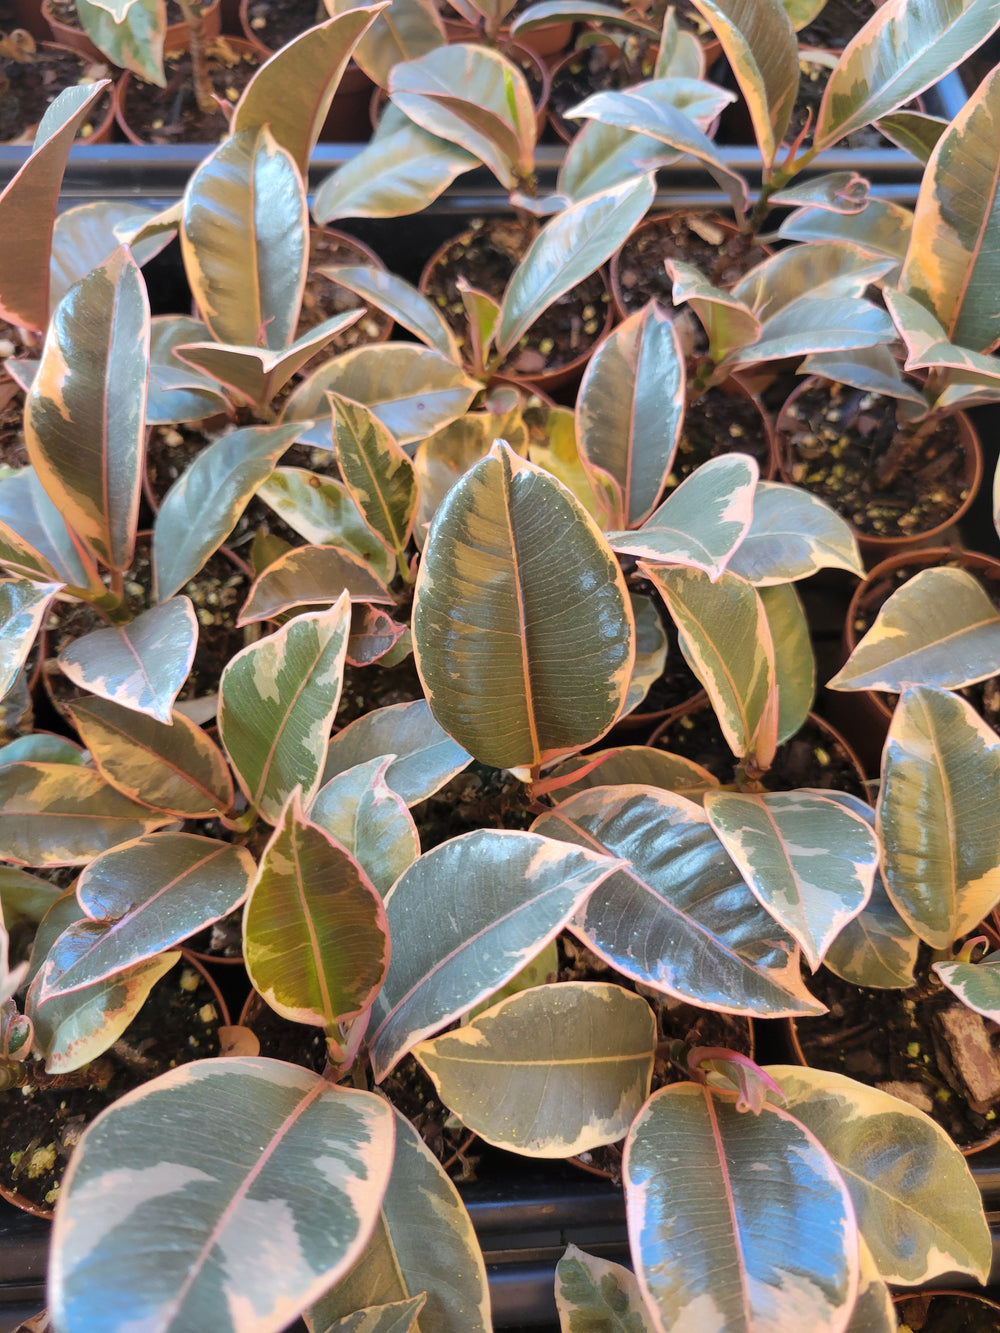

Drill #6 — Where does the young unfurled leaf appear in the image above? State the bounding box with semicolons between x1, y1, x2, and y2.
535;786;823;1016
878;685;1000;949
309;757;419;897
307;1108;489;1333
37;834;254;999
414;982;655;1156
0;579;60;701
220;597;351;822
728;481;864;584
49;1059;396;1333
704;789;877;969
768;1065;991;1285
576;303;684;529
625;1083;857;1332
24;245;148;574
58;597;198;724
182;127;307;352
67;696;234;818
555;1245;656;1333
321;700;471;806
413;442;635;771
237;544;393;626
369;829;624;1079
244;792;389;1032
768;170;870;213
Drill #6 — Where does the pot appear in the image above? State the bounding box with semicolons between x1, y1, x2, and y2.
42;0;222;59
113;34;262;143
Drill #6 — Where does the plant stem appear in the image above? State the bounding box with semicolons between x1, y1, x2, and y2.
747;142;819;234
178;0;217;117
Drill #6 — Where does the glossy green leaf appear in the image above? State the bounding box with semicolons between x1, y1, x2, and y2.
778;199;913;261
315;1296;424;1333
220;598;351;822
829;567;1000;693
643;565;777;767
0;81;111;333
622;590;669;717
0;579;59;700
607;453;757;576
667;259;760;364
0;468;92;588
322;266;460;363
38;834;254;998
334;0;444;86
722;297;895;371
900;64;1000;353
369;829;623;1078
238;544;393;626
28;950;180;1074
761;582;814;744
257;468;396;584
321;700;471;806
309;757;419;898
689;0;799;167
798;346;926;407
413;442;634;771
0;863;63;923
50;201;171;314
24;245;148;573
415;981;655;1156
329;392;418;574
935;948;1000;1019
704;789;877;969
283;343;481;449
768;1065;992;1285
732;243;896;317
781;0;826;27
814;0;1000;151
558;121;681;204
307;1108;489;1333
58;597;198;724
576;303;684;529
874;110;947;163
182;127;307;352
877;684;1000;948
245;792;389;1031
50;1058;396;1333
147;316;229;425
728;481;863;584
546;746;719;801
233;9;384;175
625;1083;857;1331
0;733;86;769
388;44;535;189
77;0;164;83
555;1245;656;1333
496;175;655;358
534;787;823;1016
153;423;300;602
67;696;234;818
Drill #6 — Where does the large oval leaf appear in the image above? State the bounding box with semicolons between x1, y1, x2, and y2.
307;1107;489;1333
219;597;351;822
877;684;1000;948
181;127;307;352
244;792;389;1033
576;302;684;529
534;786;824;1016
625;1082;857;1333
767;1065;992;1285
49;1058;395;1333
704;789;877;970
24;245;148;573
369;828;623;1079
727;481;864;585
321;700;471;805
309;757;419;897
414;981;655;1156
37;834;254;998
0;579;60;700
413;441;634;772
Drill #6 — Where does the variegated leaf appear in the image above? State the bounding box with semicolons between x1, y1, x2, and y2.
546;746;719;801
576;303;684;529
329;393;418;575
58;596;198;724
67;697;233;818
877;684;1000;948
732;243;895;318
828;567;1000;693
0;761;172;866
623;590;669;717
778;199;913;262
181;127;307;352
935;948;1000;1020
256;469;395;583
555;1245;656;1333
761;582;814;745
321;267;460;363
768;1065;992;1285
49;1059;396;1333
0;863;64;923
329;0;443;86
0;734;85;768
238;545;393;626
309;757;419;897
874;110;947;163
37;834;253;998
528;405;607;523
307;1107;489;1333
76;0;163;83
0;579;60;700
534;787;824;1016
24;246;148;573
607;453;757;576
798;346;926;408
769;171;869;213
0;467;92;589
667;259;760;364
413;402;528;543
153;423;300;602
219;597;351;822
369;829;624;1079
625;1083;857;1331
315;1297;424;1333
321;700;471;806
728;481;864;584
414;982;655;1156
147;316;229;425
557;120;681;205
244;792;389;1032
721;298;895;370
704;789;877;969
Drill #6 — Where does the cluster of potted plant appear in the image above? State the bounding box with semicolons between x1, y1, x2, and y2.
4;0;1000;1330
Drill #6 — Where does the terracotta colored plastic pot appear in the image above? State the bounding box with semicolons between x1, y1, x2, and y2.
777;377;984;562
42;0;221;57
113;34;262;143
1;43;117;144
442;14;574;61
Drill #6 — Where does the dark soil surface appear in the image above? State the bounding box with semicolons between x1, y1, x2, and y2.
673;383;772;489
613;212;769;315
0;44;111;142
296;229;393;378
242;0;322;53
781;382;972;542
118;39;259;143
796;0;874;50
894;1291;1000;1331
548;38;658;141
